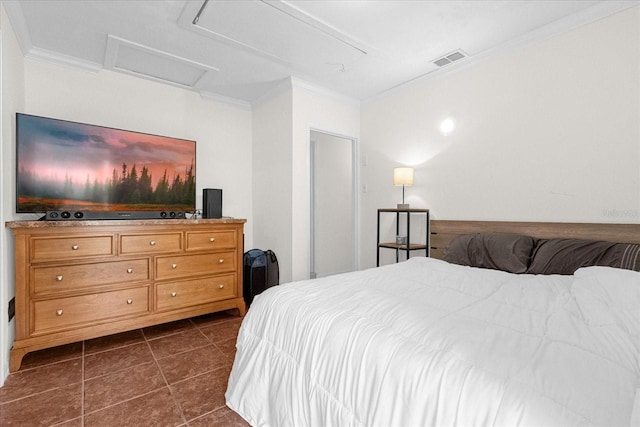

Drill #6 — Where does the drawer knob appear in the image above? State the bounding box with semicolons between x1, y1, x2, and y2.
126;268;133;274
209;237;216;242
56;309;63;316
218;259;224;264
56;275;63;281
218;284;224;289
149;240;156;246
171;292;177;297
127;299;133;305
171;263;177;269
71;244;79;250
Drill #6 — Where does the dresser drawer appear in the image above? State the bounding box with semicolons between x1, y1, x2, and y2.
120;233;182;254
31;235;114;262
186;230;236;251
156;273;236;310
32;286;150;334
33;259;150;295
156;251;236;279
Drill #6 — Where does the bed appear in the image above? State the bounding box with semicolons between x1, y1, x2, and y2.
226;221;640;427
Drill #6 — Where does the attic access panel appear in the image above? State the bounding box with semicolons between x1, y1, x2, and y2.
185;0;367;71
105;35;219;89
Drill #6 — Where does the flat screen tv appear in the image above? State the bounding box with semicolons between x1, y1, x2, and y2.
16;113;196;219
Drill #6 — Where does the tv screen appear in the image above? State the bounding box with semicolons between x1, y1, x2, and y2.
16;113;196;216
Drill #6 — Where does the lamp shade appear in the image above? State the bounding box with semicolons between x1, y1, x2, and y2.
393;167;414;186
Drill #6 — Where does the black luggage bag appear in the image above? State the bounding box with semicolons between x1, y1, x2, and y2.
243;249;279;307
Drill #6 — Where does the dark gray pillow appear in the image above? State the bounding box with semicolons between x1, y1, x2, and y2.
443;233;535;273
527;239;640;275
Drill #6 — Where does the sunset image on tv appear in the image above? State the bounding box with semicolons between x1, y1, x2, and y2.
16;114;196;213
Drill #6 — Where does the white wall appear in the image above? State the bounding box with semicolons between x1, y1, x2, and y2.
251;79;360;284
292;81;360;281
361;6;640;268
22;61;253;232
0;2;25;385
0;40;253;384
251;85;294;282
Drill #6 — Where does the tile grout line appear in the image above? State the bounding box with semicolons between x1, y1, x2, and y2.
81;327;173;420
186;317;244;421
82;385;176;418
8;354;83;374
145;325;190;426
0;355;84;406
3;350;85;426
84;339;145;357
81;339;86;427
0;384;78;405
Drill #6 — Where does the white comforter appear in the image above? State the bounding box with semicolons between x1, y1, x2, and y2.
226;257;640;427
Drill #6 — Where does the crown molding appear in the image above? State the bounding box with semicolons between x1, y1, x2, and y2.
290;77;360;108
250;77;294;109
200;91;252;110
251;76;360;110
4;1;101;72
3;0;33;54
26;46;102;72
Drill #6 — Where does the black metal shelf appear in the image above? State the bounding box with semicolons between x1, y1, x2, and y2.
376;208;429;266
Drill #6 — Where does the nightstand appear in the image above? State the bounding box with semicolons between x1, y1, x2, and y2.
377;208;429;266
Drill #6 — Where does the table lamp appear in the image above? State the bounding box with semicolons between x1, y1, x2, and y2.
393;167;414;209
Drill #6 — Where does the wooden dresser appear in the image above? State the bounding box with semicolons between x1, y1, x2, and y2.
6;218;246;372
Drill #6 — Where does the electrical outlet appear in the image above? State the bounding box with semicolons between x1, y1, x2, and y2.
8;297;15;322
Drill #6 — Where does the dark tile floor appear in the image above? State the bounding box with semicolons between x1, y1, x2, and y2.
0;312;250;427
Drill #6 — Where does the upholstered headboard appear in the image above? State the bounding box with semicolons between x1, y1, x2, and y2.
430;220;640;260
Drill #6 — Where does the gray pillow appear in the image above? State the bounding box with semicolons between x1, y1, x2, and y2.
443;233;535;274
527;239;640;275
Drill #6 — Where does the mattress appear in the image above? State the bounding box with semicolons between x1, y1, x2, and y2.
226;257;640;426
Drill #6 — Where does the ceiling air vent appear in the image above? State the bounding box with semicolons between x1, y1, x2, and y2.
433;50;467;67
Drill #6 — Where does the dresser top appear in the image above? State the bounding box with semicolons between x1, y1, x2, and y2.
6;217;246;229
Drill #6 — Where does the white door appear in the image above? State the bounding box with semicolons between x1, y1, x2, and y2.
310;130;356;278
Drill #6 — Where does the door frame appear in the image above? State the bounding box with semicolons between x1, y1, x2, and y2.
309;127;359;279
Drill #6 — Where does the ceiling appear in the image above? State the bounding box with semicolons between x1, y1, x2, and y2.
4;0;638;106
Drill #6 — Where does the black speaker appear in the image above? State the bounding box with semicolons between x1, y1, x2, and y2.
203;188;222;218
44;210;186;221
